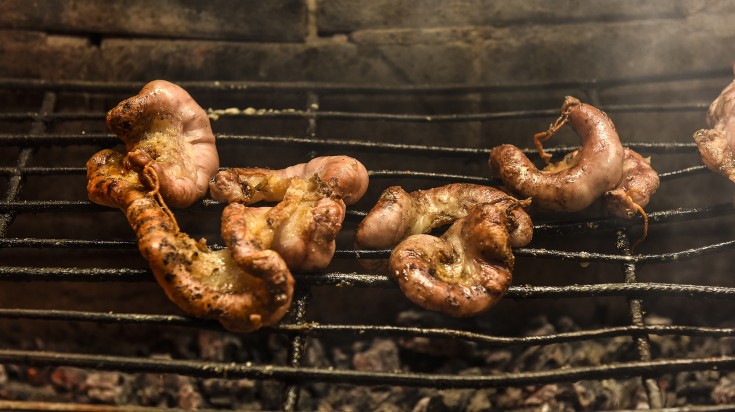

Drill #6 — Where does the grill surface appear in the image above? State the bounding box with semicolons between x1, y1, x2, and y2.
2;73;735;410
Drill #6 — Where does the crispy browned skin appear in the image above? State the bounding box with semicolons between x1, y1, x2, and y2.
87;149;293;332
107;80;219;208
355;183;532;273
389;200;520;317
212;157;361;271
694;66;735;183
210;156;369;205
220;177;346;271
489;96;624;212
605;148;660;219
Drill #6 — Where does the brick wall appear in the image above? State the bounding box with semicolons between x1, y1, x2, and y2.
1;0;734;84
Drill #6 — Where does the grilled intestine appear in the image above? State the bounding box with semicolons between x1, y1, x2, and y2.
605;148;660;219
355;183;532;316
489;96;625;212
87;150;293;332
694;65;735;184
88;80;293;332
211;156;369;271
106;80;219;208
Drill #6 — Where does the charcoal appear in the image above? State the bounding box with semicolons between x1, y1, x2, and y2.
4;314;735;409
201;377;257;407
197;330;243;362
466;390;494;412
176;379;204;410
353;338;400;372
411;395;446;412
712;375;735;404
83;371;130;404
438;389;473;410
50;366;87;392
0;381;59;402
135;373;168;407
332;346;351;369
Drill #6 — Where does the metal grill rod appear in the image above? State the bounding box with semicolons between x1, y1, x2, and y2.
1;237;734;264
2;348;735;390
0;68;729;93
0;133;699;155
0;308;734;347
0;102;709;124
1;267;735;300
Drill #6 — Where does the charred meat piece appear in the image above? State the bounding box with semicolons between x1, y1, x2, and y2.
210;156;369;205
87;149;293;332
489;96;624;212
107;80;219;208
213;156;367;271
390;199;528;317
694;65;735;183
605;148;660;219
355;183;532;273
222;176;346;271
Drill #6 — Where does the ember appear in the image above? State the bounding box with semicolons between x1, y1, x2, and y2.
1;314;734;410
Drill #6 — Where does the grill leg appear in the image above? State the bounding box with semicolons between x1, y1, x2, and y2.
617;229;664;408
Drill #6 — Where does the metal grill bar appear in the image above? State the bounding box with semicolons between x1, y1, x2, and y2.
0;69;729;93
1;237;735;263
1;308;734;347
2;266;735;300
0;201;732;237
0;92;55;236
0;133;699;154
618;229;664;407
1;348;735;390
0;163;711;182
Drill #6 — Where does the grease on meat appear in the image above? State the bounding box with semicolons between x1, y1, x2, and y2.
605;148;659;219
694;65;735;183
87;150;293;332
389;199;529;317
212;156;368;271
489;96;624;212
355;183;532;273
107;80;219;208
210;156;368;205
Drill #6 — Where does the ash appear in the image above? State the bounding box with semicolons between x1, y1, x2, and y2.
1;314;735;410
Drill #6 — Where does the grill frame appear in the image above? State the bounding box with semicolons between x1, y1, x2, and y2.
2;73;735;410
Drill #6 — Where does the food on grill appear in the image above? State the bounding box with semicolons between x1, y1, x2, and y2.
87;149;293;332
356;183;532;316
488;96;624;212
694;66;735;183
605;147;660;219
210;155;369;205
221;177;346;271
107;79;219;208
212;156;369;270
390;199;528;317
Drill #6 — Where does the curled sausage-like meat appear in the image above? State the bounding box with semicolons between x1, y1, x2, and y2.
605;148;659;219
212;156;367;271
355;183;533;273
489;96;624;212
221;176;346;271
210;156;369;205
694;65;735;183
107;80;219;208
389;199;525;317
87;149;293;332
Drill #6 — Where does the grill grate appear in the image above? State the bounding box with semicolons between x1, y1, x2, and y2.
2;73;735;410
